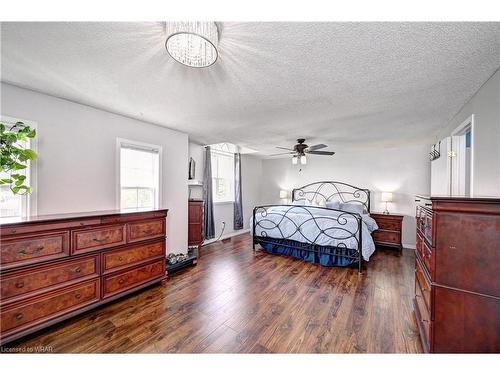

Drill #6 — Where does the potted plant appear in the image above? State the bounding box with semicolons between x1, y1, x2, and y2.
0;121;37;194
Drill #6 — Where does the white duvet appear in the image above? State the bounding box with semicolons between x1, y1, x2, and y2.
250;205;378;261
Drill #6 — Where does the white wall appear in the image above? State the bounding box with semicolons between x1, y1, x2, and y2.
188;142;263;239
1;83;188;253
261;144;430;247
436;68;500;196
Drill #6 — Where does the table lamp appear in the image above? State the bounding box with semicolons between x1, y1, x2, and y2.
381;192;393;214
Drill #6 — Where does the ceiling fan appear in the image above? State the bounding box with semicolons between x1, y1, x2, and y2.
271;138;335;165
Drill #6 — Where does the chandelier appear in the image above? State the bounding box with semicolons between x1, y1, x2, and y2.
165;22;219;68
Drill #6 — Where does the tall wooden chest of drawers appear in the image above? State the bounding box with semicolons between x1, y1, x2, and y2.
0;208;168;345
188;200;204;256
414;196;499;353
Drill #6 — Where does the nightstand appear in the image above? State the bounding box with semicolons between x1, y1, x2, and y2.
370;212;404;252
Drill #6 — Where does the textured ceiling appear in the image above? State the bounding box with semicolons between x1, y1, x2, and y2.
1;22;499;155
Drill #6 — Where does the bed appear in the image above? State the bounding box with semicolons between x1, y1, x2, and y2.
251;181;378;273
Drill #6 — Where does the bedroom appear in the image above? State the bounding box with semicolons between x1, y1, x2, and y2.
1;0;499;372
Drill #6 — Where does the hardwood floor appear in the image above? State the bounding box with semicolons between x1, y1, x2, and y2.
2;233;423;353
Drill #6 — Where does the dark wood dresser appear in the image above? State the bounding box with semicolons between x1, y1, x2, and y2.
414;196;499;353
370;212;404;252
188;200;204;256
0;208;168;345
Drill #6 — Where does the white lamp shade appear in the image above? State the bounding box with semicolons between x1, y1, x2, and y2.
381;192;393;202
300;155;307;165
279;190;288;199
292;156;298;165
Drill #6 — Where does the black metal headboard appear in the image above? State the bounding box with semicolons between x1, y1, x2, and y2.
292;181;371;213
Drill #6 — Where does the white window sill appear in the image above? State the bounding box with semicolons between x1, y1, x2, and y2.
214;201;235;205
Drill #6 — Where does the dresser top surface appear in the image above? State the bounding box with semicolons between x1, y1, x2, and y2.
415;194;500;202
0;208;169;227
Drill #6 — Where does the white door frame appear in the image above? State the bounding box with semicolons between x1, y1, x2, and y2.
451;114;474;196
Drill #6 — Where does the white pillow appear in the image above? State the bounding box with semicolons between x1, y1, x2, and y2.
292;199;310;206
340;202;364;215
326;200;341;210
312;197;326;207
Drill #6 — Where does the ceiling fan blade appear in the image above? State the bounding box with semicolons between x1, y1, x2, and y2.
306;150;336;156
307;144;327;151
276;146;294;151
269;152;295;156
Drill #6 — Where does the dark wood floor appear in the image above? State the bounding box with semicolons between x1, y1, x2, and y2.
5;233;423;353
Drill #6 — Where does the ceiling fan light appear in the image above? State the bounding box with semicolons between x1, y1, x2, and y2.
300;155;307;165
292;156;298;165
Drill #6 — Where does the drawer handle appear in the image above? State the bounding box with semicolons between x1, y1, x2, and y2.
142;229;153;235
118;256;124;261
75;293;81;300
422;319;429;323
118;278;125;284
92;236;110;242
74;267;81;273
15;313;23;321
15;281;25;289
17;245;45;255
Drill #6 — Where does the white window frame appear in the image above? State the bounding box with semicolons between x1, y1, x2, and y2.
210;143;235;204
0;115;38;218
116;138;162;210
451;114;474;197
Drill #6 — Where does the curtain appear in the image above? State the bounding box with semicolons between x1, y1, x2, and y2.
203;146;215;239
233;152;243;230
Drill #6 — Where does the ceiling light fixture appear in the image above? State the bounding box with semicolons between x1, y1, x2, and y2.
165;22;219;68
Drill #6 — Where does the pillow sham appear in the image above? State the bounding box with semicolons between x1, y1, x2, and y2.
326;200;341;210
292;199;310;206
312;197;326;207
340;202;364;215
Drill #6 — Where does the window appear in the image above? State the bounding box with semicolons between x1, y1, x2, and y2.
118;139;161;210
0;117;37;219
210;143;235;203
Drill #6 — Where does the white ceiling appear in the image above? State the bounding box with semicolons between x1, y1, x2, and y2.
1;22;499;155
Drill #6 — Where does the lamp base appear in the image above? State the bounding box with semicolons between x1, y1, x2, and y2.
383;209;390;215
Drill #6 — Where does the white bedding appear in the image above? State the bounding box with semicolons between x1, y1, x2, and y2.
250;205;378;261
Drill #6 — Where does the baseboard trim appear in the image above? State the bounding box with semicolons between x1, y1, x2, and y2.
203;229;250;246
403;243;416;250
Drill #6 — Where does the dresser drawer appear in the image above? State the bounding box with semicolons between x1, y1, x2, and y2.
376;219;401;231
1;255;99;304
127;219;165;243
102;240;165;274
415;277;432;351
102;259;165;298
372;230;400;244
1;279;100;337
0;231;70;270
72;225;126;254
415;256;431;309
421;239;433;276
416;232;424;261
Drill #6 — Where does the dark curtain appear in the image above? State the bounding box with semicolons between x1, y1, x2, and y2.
233;152;243;230
203;146;215;239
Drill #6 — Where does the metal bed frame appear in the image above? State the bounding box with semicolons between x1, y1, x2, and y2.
252;181;371;274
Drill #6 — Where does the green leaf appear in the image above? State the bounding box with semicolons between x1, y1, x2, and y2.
27;129;36;138
23;149;37;160
0;178;14;185
11;162;27;170
14;175;27;186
